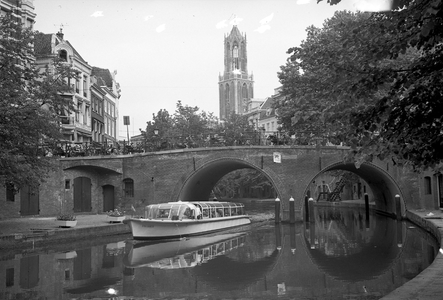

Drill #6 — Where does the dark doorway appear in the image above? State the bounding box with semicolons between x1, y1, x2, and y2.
74;248;92;280
103;185;115;212
20;186;39;216
74;177;92;212
20;255;39;289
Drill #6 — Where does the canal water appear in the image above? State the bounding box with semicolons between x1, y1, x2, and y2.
0;200;438;299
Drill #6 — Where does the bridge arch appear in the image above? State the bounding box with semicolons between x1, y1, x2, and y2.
175;157;281;201
306;161;405;217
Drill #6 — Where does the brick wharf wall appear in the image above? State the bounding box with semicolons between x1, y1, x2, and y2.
0;146;428;220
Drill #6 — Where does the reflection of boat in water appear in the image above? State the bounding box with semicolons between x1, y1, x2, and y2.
123;201;251;240
123;232;247;269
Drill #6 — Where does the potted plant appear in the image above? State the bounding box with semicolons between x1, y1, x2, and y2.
107;207;126;223
56;214;77;228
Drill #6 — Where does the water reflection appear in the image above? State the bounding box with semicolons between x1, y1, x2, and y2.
304;206;402;282
0;205;437;299
123;232;248;269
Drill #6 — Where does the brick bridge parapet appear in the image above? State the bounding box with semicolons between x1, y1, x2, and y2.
54;145;422;221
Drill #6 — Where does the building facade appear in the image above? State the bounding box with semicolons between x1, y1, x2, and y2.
218;25;254;120
91;67;121;146
34;30;93;144
0;0;35;27
90;76;106;144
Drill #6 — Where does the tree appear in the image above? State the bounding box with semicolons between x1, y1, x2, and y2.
141;101;220;149
0;14;76;189
276;1;443;171
220;113;256;146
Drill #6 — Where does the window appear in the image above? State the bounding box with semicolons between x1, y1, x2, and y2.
6;182;15;202
83;76;87;97
6;268;14;287
75;102;81;122
424;176;432;195
64;269;70;280
65;179;70;190
85;106;90;125
59;49;67;61
123;178;134;197
75;78;79;93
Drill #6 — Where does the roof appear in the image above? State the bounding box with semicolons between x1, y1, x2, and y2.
91;67;113;89
259;97;276;120
66;40;88;64
226;25;245;41
34;32;52;55
33;32;89;65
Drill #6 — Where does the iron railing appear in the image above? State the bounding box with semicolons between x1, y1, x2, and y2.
38;131;337;158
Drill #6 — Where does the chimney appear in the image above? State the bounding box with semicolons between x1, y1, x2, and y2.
56;29;64;40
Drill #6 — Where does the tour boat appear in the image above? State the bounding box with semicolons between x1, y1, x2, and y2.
123;201;251;240
123;232;247;269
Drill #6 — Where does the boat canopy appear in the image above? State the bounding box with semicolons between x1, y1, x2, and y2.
144;201;246;220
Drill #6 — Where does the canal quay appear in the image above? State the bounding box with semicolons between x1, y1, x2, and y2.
0;201;442;299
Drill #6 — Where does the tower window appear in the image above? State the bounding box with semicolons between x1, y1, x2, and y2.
232;45;239;69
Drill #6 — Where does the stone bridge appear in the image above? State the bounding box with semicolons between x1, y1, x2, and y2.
59;145;419;221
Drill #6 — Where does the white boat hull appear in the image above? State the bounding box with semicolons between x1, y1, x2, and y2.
124;215;251;240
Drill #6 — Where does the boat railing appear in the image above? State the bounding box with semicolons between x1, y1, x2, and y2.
143;202;247;221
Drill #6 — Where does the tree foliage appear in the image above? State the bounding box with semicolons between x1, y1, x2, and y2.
141;101;257;149
213;168;275;199
276;1;443;171
0;14;77;188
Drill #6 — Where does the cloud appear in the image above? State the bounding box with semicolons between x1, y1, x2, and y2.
144;15;154;21
229;17;243;26
90;11;104;17
216;19;228;29
156;24;166;33
255;13;273;33
255;24;271;33
296;0;311;4
353;0;392;11
259;13;274;25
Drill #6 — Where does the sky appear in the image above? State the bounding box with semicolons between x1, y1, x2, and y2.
33;0;391;139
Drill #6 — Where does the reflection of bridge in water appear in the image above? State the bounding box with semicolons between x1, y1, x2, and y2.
0;207;436;299
121;207;436;298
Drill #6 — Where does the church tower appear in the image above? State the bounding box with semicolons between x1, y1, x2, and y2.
218;25;254;120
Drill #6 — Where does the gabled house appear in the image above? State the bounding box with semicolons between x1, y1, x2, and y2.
91;67;121;146
34;30;93;144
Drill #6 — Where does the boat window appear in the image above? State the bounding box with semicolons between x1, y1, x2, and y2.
181;206;193;219
216;208;223;217
211;207;216;218
145;205;159;219
230;207;235;216
202;208;209;218
158;208;170;219
170;205;181;220
223;207;230;216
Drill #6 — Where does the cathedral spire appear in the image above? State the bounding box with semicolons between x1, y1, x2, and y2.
218;26;254;120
